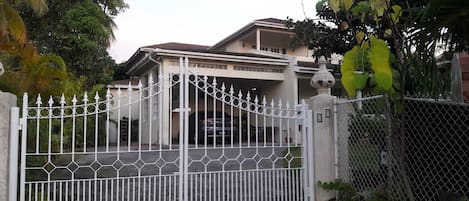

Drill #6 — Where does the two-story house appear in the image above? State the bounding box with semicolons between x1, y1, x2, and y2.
124;18;341;145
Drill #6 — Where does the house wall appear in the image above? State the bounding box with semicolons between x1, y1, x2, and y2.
108;87;140;144
223;39;312;58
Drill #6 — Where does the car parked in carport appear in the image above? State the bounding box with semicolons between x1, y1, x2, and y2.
188;111;239;144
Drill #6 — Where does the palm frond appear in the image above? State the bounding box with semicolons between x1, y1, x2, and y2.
0;2;27;43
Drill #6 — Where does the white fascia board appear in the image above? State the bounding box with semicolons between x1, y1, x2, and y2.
141;48;290;66
254;21;288;30
293;66;333;74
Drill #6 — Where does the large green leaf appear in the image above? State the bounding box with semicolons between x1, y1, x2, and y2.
341;46;360;97
342;73;356;97
370;0;389;17
368;36;393;90
329;0;340;13
342;0;353;11
341;46;359;75
353;72;368;90
351;1;371;18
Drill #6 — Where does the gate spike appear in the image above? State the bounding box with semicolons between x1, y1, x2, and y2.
48;96;54;106
72;95;77;105
286;101;290;109
36;94;42;105
238;90;243;98
246;91;251;101
83;92;89;103
270;99;275;107
262;96;267;105
278;99;282;107
229;85;234;95
60;94;66;105
117;88;122;96
221;83;226;91
106;88;112;99
212;77;217;86
148;74;154;85
94;93;100;101
137;80;143;89
254;95;259;104
128;82;133;93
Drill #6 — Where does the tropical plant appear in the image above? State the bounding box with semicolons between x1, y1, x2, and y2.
0;0;48;43
20;0;128;89
0;42;83;97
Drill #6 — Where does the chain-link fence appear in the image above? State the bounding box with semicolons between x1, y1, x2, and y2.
336;96;469;201
336;96;391;197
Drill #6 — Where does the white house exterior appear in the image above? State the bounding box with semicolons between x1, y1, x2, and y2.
125;18;342;145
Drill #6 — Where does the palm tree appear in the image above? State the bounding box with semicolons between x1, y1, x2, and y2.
0;42;82;97
0;0;48;44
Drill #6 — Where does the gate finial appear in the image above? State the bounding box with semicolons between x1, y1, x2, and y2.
310;56;336;95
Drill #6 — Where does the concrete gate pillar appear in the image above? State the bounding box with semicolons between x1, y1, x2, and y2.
0;91;18;201
306;56;336;201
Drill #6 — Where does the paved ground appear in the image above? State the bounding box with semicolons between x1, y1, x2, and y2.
25;144;303;200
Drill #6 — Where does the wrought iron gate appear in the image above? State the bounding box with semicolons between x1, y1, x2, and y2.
16;57;313;201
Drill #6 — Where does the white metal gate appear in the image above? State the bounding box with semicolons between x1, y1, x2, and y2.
14;57;313;201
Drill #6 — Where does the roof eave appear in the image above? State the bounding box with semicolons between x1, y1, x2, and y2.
127;48;290;75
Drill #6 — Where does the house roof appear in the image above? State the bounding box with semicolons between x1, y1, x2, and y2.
209;18;289;51
143;42;282;59
143;42;210;51
125;18;292;75
255;18;287;24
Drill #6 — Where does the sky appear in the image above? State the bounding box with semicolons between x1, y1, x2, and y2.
108;0;317;63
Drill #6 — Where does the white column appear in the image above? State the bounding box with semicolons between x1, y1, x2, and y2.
307;56;336;201
256;29;261;51
161;69;171;145
0;92;17;201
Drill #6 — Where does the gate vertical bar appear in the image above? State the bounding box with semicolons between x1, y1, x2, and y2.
9;107;20;201
183;57;190;201
333;97;339;180
19;93;28;201
302;104;315;201
178;57;184;201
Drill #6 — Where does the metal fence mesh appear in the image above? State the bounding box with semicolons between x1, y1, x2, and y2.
399;98;469;201
336;96;390;194
336;96;469;201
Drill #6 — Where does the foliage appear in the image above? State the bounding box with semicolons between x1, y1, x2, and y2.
19;0;128;89
319;179;390;201
0;0;47;44
288;0;465;97
0;42;83;97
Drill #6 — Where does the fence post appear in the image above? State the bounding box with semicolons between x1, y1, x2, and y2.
306;56;336;201
0;91;18;201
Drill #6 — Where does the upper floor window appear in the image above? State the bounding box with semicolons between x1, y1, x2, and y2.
259;46;285;54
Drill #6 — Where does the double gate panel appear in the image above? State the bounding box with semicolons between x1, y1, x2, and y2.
18;57;309;201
